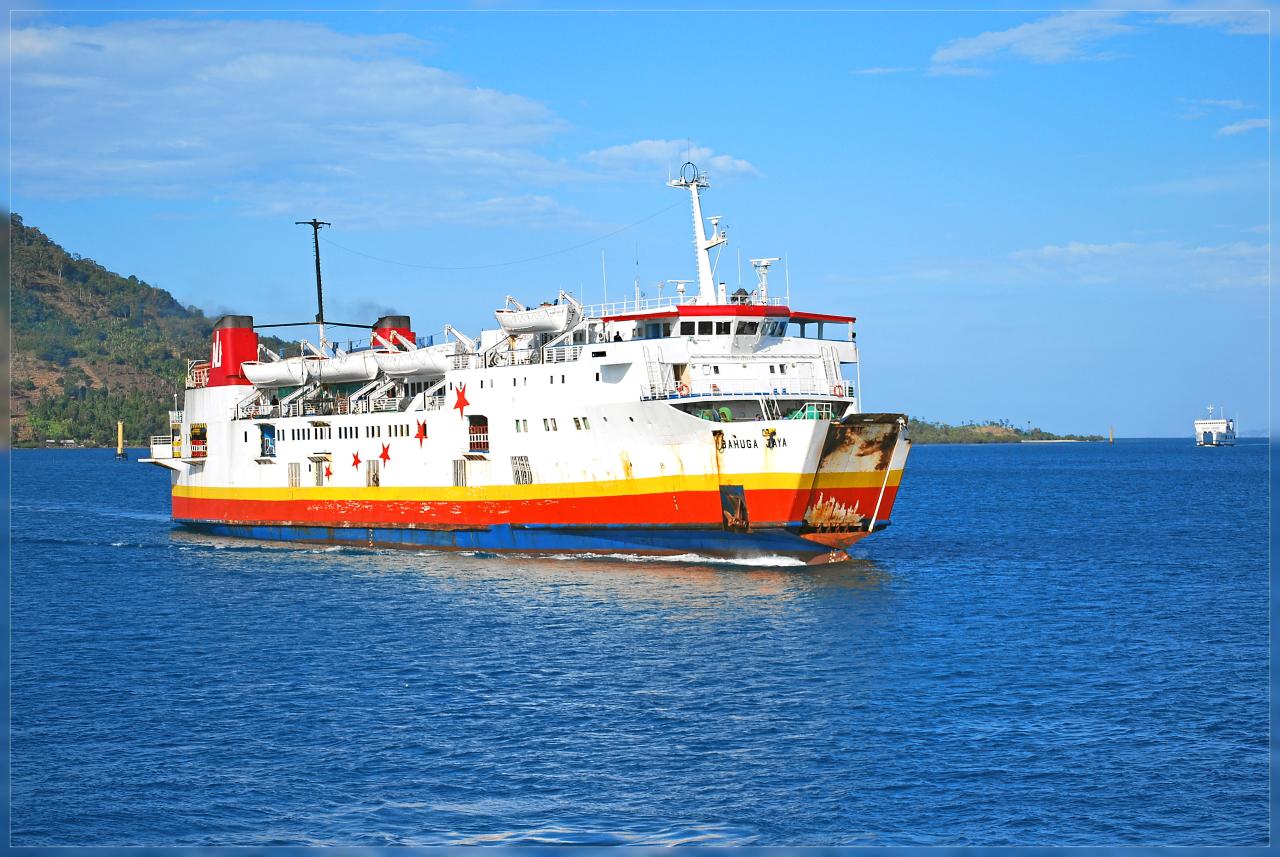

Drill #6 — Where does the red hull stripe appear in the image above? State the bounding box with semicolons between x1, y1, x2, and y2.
174;484;901;528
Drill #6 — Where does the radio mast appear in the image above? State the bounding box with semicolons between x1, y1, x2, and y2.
295;219;331;346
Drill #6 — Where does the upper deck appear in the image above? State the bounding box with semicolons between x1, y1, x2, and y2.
180;162;865;423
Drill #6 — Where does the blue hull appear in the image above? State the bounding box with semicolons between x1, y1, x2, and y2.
179;521;881;561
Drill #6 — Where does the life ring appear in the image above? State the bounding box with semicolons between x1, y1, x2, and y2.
677;383;691;396
832;384;845;397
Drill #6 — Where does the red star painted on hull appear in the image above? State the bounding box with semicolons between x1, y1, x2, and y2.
415;420;428;447
324;463;333;480
352;452;361;469
453;384;469;418
379;443;391;465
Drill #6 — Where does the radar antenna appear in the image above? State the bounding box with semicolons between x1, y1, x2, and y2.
750;257;781;303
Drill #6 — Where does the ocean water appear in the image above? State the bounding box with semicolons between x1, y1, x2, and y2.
9;439;1269;846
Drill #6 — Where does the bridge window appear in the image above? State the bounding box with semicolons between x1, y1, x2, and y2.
737;321;759;336
715;321;731;335
680;321;695;335
697;321;713;335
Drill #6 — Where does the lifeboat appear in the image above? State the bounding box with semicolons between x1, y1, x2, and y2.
303;350;382;384
242;357;309;388
373;342;457;377
495;302;576;335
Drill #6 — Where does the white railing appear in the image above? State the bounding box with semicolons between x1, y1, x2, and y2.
580;294;787;318
149;435;174;458
451;353;479;370
485;348;538;368
642;377;853;401
235;395;426;420
187;361;210;388
543;345;583;363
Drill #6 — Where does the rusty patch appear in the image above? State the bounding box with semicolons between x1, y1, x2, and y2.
819;415;901;473
798;529;869;551
719;484;750;532
802;491;867;532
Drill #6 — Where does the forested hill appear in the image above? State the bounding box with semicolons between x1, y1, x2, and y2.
11;213;229;446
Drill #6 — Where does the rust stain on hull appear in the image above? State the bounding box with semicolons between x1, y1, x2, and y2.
802;413;906;534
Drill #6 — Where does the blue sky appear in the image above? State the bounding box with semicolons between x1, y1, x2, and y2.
11;4;1271;436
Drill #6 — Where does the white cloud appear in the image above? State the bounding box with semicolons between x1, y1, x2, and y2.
853;66;914;75
1009;239;1266;289
930;12;1134;74
582;139;757;179
1197;98;1249;110
11;18;587;228
1217;118;1269;136
928;8;1266;76
1176;97;1252;120
842;237;1266;292
1137;161;1266;194
1160;10;1269;36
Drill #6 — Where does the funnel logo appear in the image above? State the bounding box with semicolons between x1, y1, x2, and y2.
211;336;223;368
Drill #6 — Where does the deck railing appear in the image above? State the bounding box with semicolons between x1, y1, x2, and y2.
642;377;852;401
187;361;210;388
580;294;787;318
543;344;583;364
236;394;441;420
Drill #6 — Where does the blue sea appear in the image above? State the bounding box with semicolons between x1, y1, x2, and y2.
9;439;1269;846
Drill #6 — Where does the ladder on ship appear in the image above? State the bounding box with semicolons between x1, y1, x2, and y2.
414;377;448;410
280;380;320;408
351;374;397;404
822;346;841;390
641;347;672;398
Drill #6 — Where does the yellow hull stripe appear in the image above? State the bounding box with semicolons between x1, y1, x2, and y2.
174;469;904;503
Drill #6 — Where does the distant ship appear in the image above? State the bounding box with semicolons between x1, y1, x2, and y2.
1194;406;1235;447
140;163;911;563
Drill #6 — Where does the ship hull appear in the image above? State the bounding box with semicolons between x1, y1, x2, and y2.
179;519;887;561
165;411;909;563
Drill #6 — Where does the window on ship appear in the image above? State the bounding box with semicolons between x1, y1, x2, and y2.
468;415;489;452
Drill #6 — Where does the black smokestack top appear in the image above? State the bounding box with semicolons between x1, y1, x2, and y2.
214;315;254;330
373;315;411;329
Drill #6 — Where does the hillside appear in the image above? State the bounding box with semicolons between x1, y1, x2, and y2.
907;417;1104;444
11;214;242;446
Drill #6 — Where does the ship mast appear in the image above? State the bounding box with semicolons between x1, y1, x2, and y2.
668;162;726;304
296;218;331;346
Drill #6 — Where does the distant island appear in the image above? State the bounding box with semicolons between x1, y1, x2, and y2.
907;418;1104;445
9;212;1103;448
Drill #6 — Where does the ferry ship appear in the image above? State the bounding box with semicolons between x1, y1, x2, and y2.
1194;405;1236;447
142;164;911;562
